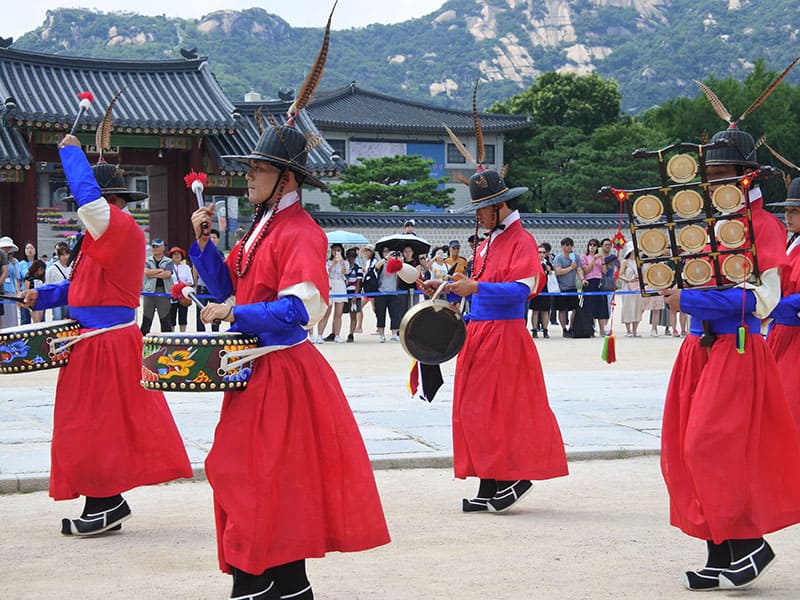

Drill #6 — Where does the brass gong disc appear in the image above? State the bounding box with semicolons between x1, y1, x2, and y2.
643;263;674;290
711;184;743;213
717;220;747;248
666;154;698;183
722;254;753;283
672;189;704;219
632;194;663;224
678;225;707;253
683;258;713;286
639;229;668;256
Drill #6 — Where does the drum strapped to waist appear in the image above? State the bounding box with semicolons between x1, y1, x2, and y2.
399;282;466;365
141;332;260;392
0;320;80;373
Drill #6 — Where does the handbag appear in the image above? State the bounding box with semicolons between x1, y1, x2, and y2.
546;272;560;294
568;299;595;338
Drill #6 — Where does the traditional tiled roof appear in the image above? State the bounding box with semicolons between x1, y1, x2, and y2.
0;123;32;169
307;83;531;134
311;212;627;229
209;101;341;177
0;48;237;134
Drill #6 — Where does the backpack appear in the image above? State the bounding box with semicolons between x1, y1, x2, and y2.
362;262;379;293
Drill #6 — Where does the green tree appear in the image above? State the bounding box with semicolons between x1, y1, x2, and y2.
327;155;454;212
490;72;622;134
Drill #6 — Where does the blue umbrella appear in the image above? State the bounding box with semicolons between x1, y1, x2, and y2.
326;230;370;245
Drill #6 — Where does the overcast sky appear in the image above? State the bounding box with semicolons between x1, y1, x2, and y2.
6;1;449;40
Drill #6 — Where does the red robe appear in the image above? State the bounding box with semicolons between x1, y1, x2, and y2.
661;198;800;542
51;205;192;500
767;242;800;430
206;202;389;575
452;218;568;481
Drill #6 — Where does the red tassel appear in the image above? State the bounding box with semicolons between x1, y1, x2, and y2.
601;334;617;364
386;257;403;274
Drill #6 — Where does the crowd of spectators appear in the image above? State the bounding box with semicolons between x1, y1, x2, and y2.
0;226;685;341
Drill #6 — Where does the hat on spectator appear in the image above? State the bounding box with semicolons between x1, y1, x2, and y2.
362;243;375;252
448;240;460;248
150;238;165;247
0;236;18;252
346;247;359;256
404;219;415;227
168;246;186;259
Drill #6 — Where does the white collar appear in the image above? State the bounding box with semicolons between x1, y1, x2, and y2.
244;191;300;253
480;210;520;256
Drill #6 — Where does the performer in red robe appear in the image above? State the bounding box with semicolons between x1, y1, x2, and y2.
423;129;568;514
23;135;192;536
767;177;800;430
660;127;800;591
188;15;389;599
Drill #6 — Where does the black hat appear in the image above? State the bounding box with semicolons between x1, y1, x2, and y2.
64;162;148;203
705;127;760;169
223;126;326;190
221;5;335;191
457;168;528;213
767;177;800;208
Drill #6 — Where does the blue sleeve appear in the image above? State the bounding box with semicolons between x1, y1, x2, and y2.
771;293;800;321
680;287;757;320
33;280;70;310
58;146;101;208
233;296;309;336
189;240;233;302
476;281;531;302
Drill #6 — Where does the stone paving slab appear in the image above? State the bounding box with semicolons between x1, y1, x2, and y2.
0;369;667;492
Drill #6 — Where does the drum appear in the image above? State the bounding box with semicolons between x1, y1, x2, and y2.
632;194;663;223
0;320;80;373
683;258;713;286
141;332;259;391
672;189;704;219
666;154;698;184
400;283;466;365
643;263;674;290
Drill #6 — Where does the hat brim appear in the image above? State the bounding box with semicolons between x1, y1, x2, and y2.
456;186;529;213
222;154;328;190
705;158;761;169
766;199;800;207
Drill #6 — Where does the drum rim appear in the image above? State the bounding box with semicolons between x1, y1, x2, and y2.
644;263;674;289
717;220;746;248
677;224;707;252
721;254;753;282
399;298;466;365
711;184;743;213
639;229;668;256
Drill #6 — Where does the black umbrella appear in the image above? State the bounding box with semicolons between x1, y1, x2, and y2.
375;234;431;257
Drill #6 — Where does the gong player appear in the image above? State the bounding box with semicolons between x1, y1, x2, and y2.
422;136;568;513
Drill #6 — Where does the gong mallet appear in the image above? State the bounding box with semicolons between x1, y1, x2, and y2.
175;283;223;326
184;170;210;236
69;91;94;135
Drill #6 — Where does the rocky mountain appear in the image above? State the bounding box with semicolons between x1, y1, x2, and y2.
11;0;800;113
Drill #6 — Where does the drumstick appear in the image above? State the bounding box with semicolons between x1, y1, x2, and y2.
184;170;210;235
69;91;94;135
181;285;223;326
0;294;24;303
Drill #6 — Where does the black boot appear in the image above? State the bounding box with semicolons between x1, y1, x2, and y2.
159;316;173;333
683;540;729;591
542;329;549;338
487;480;533;512
61;494;131;536
231;567;281;599
719;538;774;589
267;560;313;599
462;479;497;512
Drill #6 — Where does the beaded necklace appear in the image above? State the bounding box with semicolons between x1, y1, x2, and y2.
234;175;287;278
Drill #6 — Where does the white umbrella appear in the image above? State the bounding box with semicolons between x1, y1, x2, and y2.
326;230;370;245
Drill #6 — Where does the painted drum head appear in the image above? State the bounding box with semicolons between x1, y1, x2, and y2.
722;254;753;283
643;263;674;290
632;194;663;223
671;189;704;219
717;219;747;248
711;184;743;213
666;154;698;183
683;258;713;286
638;229;668;256
677;224;707;253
